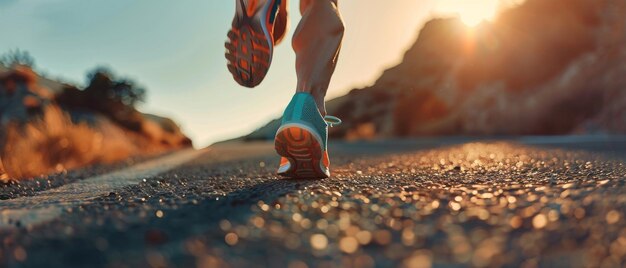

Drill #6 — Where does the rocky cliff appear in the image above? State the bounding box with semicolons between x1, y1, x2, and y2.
246;0;626;140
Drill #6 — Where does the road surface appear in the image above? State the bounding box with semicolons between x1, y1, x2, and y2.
1;137;625;267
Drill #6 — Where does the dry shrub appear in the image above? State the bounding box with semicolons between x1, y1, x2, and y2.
1;105;135;179
0;159;8;181
0;66;191;181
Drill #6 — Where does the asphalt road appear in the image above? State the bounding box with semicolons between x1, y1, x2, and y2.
1;137;625;268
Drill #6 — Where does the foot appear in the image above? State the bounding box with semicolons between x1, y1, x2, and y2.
225;0;284;88
275;93;331;179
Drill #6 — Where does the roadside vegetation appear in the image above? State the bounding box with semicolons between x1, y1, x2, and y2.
0;51;191;180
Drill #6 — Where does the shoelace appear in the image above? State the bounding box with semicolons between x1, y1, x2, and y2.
324;115;342;127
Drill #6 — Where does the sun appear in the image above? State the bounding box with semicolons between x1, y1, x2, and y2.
457;4;498;26
433;0;502;27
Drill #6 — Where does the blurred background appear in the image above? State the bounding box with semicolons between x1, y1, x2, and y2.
1;0;625;179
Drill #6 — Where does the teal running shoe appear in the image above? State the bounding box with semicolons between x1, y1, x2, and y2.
274;93;341;179
225;0;286;88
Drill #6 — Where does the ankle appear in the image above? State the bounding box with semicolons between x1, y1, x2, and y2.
295;88;326;116
315;96;326;117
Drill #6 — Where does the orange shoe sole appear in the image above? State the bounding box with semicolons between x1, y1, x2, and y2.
225;0;274;88
275;127;328;179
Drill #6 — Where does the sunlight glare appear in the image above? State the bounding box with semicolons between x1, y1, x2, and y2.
433;0;502;27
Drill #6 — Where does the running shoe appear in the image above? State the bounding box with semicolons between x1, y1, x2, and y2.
225;0;284;88
275;93;341;179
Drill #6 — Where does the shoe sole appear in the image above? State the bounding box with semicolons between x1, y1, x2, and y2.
275;126;328;179
225;0;275;88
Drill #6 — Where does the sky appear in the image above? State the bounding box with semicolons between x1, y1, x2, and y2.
0;0;506;147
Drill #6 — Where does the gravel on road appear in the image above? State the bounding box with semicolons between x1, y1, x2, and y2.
1;141;625;268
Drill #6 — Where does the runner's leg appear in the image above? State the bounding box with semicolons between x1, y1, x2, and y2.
293;0;344;116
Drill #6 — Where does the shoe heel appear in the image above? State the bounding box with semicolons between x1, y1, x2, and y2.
275;127;327;178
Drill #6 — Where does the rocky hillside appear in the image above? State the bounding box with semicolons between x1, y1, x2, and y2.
246;0;626;140
0;65;191;180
